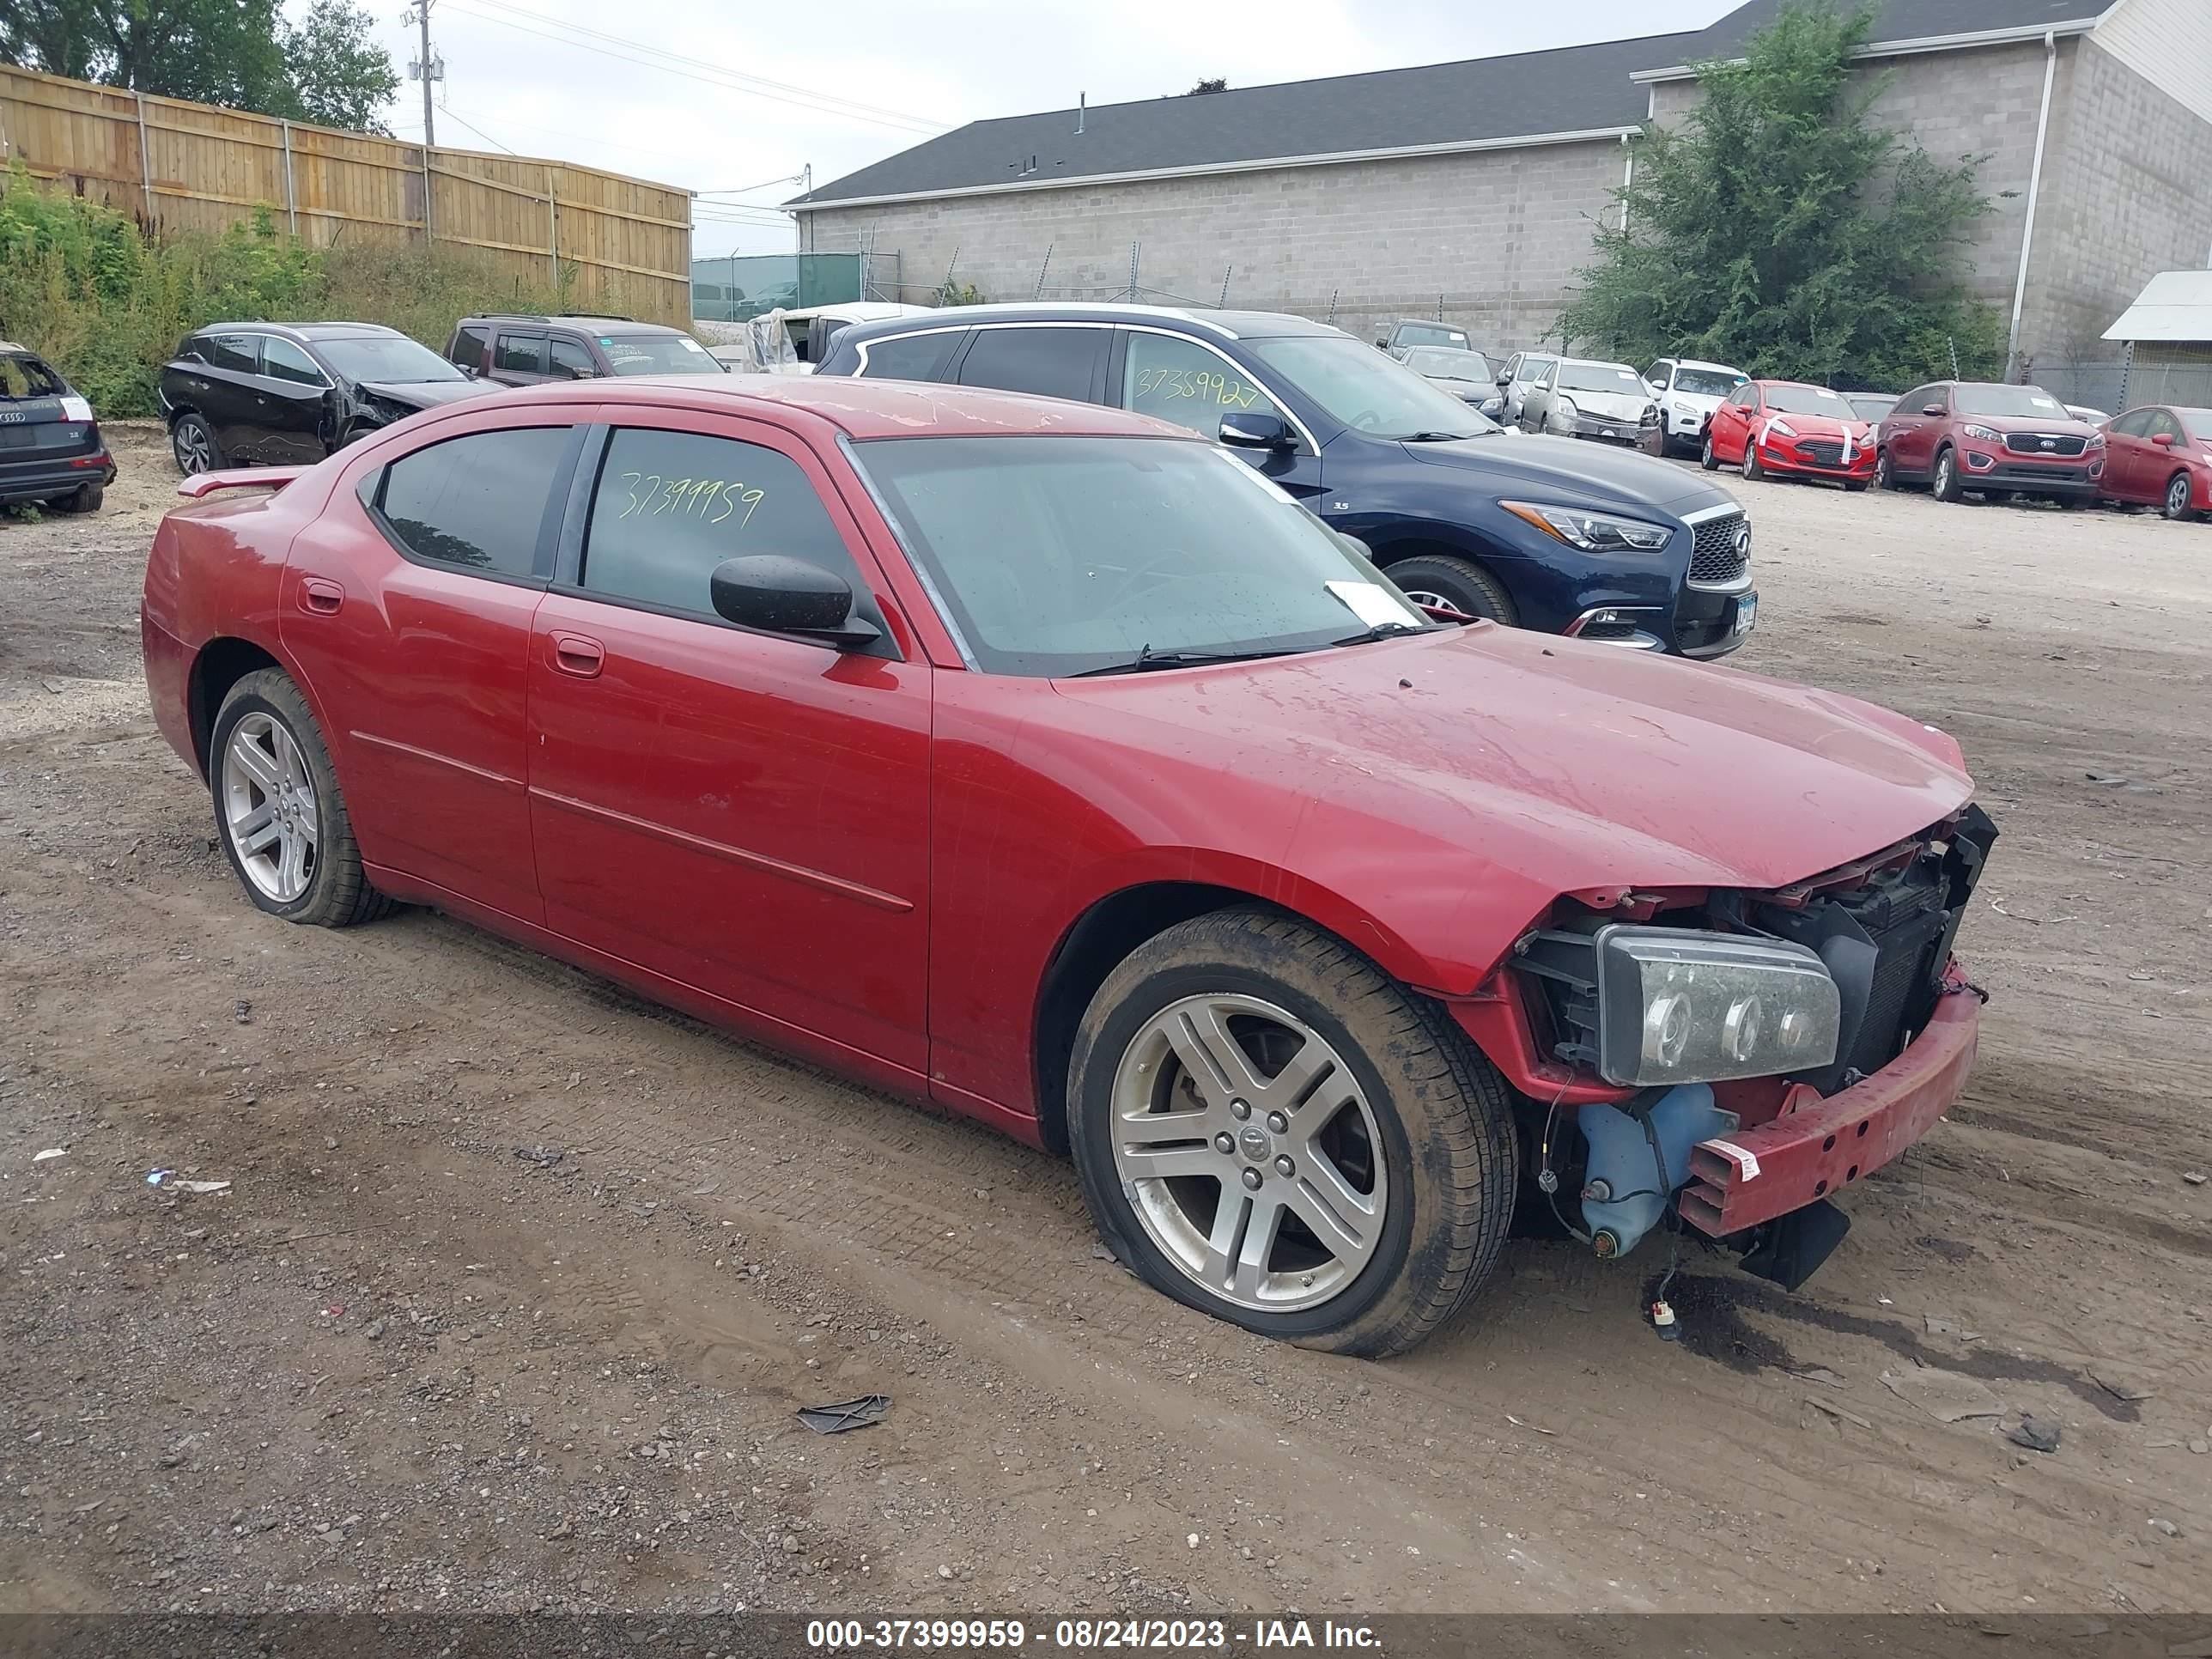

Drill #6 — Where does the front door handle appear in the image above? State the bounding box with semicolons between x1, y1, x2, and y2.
300;577;343;615
550;632;604;678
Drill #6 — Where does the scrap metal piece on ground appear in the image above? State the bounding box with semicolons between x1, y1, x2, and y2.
796;1395;890;1435
1881;1366;2002;1423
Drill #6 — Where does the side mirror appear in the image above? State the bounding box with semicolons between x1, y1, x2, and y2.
1375;337;1389;349
2152;431;2176;447
709;556;880;649
1219;411;1294;452
1922;403;1946;417
1495;371;1512;386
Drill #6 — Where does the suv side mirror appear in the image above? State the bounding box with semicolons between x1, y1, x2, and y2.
1219;411;1294;451
1922;403;1946;417
709;556;881;649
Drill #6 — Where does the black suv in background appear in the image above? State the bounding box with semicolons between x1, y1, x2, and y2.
814;304;1756;657
0;340;114;514
444;313;725;386
159;322;495;474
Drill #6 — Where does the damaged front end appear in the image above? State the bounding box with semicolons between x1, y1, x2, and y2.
1495;805;1997;1290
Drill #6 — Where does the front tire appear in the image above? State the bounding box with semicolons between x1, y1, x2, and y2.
172;413;222;476
210;670;392;927
2164;472;2198;522
1700;434;1719;471
1932;445;1963;502
1741;440;1764;481
1384;553;1518;628
1875;448;1896;490
1067;908;1518;1357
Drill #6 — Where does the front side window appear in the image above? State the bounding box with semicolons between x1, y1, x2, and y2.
1729;385;1757;408
1642;362;1669;386
374;426;572;580
1122;332;1284;438
495;332;548;374
260;337;326;386
1516;356;1556;384
449;325;489;368
956;327;1106;401
2148;410;2185;442
599;332;723;375
549;338;597;380
857;331;963;382
1247;334;1498;439
853;435;1428;678
1953;384;2067;419
580;428;860;617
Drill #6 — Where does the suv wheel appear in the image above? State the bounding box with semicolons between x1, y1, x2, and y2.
53;481;104;514
1932;446;1963;502
172;413;222;476
1875;449;1896;490
1382;554;1518;628
1066;908;1517;1356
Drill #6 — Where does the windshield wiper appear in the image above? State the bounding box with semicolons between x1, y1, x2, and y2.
1399;430;1477;442
1332;621;1437;647
1066;643;1304;678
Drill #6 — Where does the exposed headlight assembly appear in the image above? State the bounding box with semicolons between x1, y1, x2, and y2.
1590;926;1840;1086
1501;501;1673;552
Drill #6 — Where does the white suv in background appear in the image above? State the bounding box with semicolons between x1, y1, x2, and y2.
1641;356;1750;457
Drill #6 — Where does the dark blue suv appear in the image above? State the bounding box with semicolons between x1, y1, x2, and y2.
811;305;1755;656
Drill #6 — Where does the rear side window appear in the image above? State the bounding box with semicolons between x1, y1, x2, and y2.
955;328;1105;402
580;428;863;618
495;332;548;374
450;325;489;368
203;333;258;374
373;427;572;580
857;331;962;382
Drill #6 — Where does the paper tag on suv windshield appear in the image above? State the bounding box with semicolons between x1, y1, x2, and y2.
1325;580;1418;629
680;338;706;353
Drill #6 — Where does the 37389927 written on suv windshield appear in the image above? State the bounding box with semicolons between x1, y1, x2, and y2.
850;435;1428;678
1243;336;1500;439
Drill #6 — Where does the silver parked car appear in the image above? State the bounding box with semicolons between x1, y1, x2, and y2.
1519;357;1662;446
1493;350;1559;425
1401;344;1498;411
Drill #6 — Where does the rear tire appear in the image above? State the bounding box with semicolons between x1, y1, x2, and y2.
172;413;222;476
1384;553;1519;628
1066;908;1518;1358
52;482;103;514
210;669;393;928
1932;446;1963;502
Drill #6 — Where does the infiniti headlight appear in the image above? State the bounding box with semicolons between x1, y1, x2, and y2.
1501;501;1674;552
1591;926;1840;1086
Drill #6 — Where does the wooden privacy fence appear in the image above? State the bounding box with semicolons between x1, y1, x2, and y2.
0;64;694;325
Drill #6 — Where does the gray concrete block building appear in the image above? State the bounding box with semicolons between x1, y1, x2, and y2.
788;0;2212;374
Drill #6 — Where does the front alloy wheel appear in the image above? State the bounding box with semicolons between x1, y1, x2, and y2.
2166;472;2198;522
1068;908;1518;1357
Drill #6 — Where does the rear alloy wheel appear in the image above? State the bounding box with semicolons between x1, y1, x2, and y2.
1068;908;1517;1356
1932;446;1963;502
2164;472;2198;522
1385;553;1518;628
211;669;392;927
172;413;222;476
1700;434;1720;471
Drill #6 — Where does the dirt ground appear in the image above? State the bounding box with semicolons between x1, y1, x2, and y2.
2;425;2209;1618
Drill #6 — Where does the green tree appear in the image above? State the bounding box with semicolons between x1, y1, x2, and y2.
1;0;397;135
1554;2;2003;388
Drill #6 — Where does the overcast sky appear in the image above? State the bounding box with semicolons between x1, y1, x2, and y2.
356;0;1735;255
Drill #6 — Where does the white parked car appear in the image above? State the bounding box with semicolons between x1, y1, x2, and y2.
708;302;934;375
1641;356;1750;456
1517;357;1661;446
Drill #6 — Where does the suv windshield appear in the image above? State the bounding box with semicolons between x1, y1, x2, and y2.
1953;384;2069;419
599;332;725;375
1673;368;1742;398
0;354;66;399
1246;335;1498;440
853;435;1430;678
1763;384;1853;416
1558;363;1645;396
318;336;465;384
1404;346;1492;382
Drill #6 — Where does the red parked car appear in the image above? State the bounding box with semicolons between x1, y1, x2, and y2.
141;376;1996;1355
1700;380;1875;488
1875;380;2104;505
2097;404;2212;521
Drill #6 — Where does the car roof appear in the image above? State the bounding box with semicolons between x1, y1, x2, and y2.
1668;357;1743;373
832;302;1346;346
0;339;38;356
466;313;681;335
484;373;1206;441
189;321;402;342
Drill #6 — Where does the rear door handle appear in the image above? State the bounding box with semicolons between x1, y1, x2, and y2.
300;578;343;615
550;632;604;678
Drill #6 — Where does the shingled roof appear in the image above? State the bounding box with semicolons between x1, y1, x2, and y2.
790;0;2111;210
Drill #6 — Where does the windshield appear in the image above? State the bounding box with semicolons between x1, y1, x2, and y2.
0;354;65;399
2185;410;2212;441
1404;346;1492;382
1763;383;1854;416
1558;363;1645;397
1395;324;1468;349
316;336;465;385
1246;335;1498;439
1673;368;1742;398
1953;384;2069;419
600;332;725;375
853;435;1430;678
1849;395;1896;422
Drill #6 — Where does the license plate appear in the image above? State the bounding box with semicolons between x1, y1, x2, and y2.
1734;594;1759;635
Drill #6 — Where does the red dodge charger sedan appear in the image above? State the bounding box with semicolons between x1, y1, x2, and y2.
142;376;1996;1355
1701;380;1876;488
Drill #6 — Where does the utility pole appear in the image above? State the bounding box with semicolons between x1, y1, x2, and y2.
405;2;442;148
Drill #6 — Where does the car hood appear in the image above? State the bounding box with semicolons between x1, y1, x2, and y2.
359;379;498;409
1047;623;1972;907
1953;412;2099;436
1765;412;1874;441
1400;432;1737;514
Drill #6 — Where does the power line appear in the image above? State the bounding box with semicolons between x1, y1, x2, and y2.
441;0;946;134
434;101;516;153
